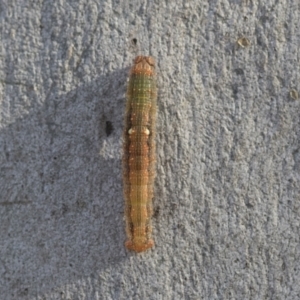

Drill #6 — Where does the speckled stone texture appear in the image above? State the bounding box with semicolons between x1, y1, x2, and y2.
1;1;300;299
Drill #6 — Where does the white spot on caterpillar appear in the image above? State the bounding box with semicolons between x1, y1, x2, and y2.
128;128;134;135
144;128;150;135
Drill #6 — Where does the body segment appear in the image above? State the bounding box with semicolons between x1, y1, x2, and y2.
123;56;157;252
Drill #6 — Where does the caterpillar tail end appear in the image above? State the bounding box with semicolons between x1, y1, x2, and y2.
125;239;154;253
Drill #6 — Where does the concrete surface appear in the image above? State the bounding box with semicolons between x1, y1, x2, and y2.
1;0;300;299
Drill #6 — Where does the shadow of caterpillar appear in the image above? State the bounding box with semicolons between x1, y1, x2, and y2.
123;56;157;253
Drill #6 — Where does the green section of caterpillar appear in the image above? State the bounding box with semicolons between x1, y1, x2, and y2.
123;56;157;253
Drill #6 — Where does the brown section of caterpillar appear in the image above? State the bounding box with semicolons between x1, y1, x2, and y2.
123;56;157;253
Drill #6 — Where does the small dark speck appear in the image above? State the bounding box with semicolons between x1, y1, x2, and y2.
153;206;160;218
257;36;263;47
234;68;244;75
53;157;57;160
105;121;114;136
246;202;254;208
132;38;137;45
232;84;239;96
23;288;28;295
62;204;68;215
260;16;269;24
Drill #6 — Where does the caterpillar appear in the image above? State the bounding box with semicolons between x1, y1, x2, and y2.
123;56;157;253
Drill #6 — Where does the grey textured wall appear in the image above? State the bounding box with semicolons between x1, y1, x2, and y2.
1;0;300;299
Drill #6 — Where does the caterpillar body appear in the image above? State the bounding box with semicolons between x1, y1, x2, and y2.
123;56;157;253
